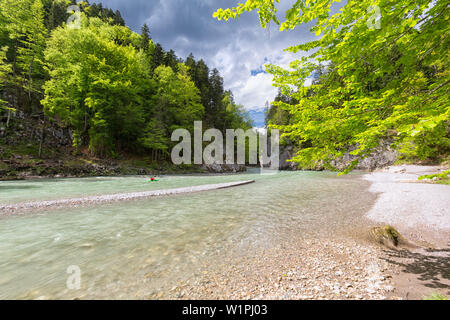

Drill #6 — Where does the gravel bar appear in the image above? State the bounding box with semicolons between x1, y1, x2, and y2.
0;180;255;214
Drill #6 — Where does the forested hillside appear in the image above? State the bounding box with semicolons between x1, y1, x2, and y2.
0;0;252;174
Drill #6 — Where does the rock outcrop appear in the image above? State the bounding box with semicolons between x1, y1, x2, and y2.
331;141;398;171
202;163;246;173
278;140;398;171
279;145;298;170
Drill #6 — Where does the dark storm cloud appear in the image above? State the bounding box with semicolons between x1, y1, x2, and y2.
92;0;316;110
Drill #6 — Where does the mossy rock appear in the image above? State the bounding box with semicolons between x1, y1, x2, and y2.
0;161;8;170
35;166;48;175
370;225;402;248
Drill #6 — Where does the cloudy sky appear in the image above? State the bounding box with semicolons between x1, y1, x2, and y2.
92;0;318;111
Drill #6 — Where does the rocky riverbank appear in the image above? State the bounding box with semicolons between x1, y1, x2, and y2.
363;165;450;300
161;238;398;300
0;156;209;181
159;165;449;300
0;114;181;180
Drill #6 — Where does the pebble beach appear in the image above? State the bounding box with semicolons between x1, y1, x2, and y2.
160;166;450;300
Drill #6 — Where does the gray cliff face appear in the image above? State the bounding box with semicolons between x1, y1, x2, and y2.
0;110;72;148
278;141;398;171
279;145;298;170
356;148;398;171
332;141;398;171
202;163;247;173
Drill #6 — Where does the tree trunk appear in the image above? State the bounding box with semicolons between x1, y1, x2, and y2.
7;41;18;128
28;55;34;103
38;116;46;158
6;109;11;127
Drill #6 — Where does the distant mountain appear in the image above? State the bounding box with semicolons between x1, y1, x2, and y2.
247;109;266;128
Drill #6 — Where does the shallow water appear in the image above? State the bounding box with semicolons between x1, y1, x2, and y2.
0;174;256;205
0;170;376;299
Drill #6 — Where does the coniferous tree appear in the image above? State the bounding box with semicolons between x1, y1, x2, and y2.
139;24;151;52
185;53;196;81
194;59;211;123
209;68;225;127
151;43;165;72
112;9;125;26
164;49;179;71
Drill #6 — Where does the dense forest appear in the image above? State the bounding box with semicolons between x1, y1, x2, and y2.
0;0;252;163
1;0;448;176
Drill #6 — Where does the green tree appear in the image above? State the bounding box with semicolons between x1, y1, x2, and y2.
223;91;253;130
265;89;295;128
85;1;125;26
150;43;165;71
42;15;149;156
151;64;204;132
185;53;196;80
18;0;47;106
139;24;151;52
42;0;73;31
208;68;225;127
193;59;211;123
0;0;254;163
0;47;12;111
215;0;450;171
164;49;179;71
142;64;204;159
0;0;48;112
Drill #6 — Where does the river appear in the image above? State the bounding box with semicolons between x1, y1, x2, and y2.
0;170;377;299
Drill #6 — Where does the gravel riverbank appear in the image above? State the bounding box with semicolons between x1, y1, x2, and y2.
364;165;450;246
160;237;398;300
159;166;450;300
363;165;450;299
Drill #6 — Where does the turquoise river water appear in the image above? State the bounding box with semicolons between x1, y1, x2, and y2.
0;170;377;299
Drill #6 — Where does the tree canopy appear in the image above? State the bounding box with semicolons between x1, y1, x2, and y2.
215;0;449;171
42;16;149;155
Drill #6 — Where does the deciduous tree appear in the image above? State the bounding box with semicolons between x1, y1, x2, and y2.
215;0;450;171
